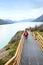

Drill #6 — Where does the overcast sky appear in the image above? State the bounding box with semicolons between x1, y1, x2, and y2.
0;0;43;20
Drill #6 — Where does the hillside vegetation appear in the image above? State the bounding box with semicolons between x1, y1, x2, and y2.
31;24;43;37
0;31;23;65
38;32;43;37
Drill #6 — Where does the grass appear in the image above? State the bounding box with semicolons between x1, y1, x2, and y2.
3;38;20;64
34;31;37;36
0;59;4;65
34;31;43;37
38;32;43;37
0;39;20;65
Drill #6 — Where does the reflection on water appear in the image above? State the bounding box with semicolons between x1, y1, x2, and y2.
0;22;43;49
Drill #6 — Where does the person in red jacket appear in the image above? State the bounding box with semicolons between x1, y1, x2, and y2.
24;30;28;37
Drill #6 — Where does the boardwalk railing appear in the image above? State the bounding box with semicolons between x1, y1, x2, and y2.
5;34;24;65
32;32;43;51
36;32;43;51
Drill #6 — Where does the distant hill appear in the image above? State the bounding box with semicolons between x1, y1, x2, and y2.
5;19;16;23
33;15;43;22
18;19;34;22
0;19;14;25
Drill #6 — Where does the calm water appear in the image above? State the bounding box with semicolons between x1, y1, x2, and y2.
0;22;43;49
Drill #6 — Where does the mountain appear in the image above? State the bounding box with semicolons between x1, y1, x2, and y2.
33;15;43;22
17;19;34;22
5;19;16;23
0;19;14;25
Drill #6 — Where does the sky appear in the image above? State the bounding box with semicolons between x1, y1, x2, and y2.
0;0;43;20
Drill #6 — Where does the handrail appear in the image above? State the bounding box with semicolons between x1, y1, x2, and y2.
36;32;43;51
5;34;24;65
36;32;43;43
5;55;16;65
37;32;43;41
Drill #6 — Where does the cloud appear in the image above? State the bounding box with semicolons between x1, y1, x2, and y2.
0;7;43;20
0;0;43;20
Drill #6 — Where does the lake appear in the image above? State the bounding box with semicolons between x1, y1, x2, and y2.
0;22;43;49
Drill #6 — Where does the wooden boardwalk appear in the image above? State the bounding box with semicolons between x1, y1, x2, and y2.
20;32;43;65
